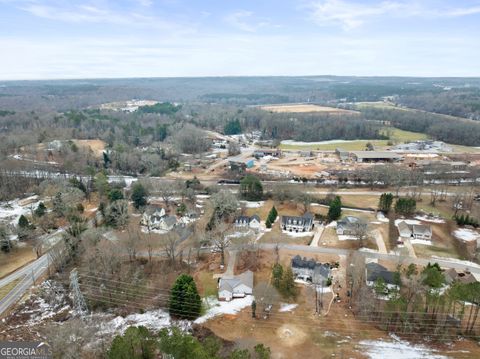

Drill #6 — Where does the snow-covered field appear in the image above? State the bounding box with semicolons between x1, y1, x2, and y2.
359;335;449;359
194;296;253;324
0;195;41;228
453;228;480;242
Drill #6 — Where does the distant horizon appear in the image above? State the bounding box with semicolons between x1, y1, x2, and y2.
1;0;480;80
2;74;480;83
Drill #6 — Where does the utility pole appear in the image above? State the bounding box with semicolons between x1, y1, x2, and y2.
70;268;88;317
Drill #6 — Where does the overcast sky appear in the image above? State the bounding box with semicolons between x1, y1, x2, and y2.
1;0;480;80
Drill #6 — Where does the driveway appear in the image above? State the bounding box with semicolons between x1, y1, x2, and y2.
372;229;387;254
310;224;325;247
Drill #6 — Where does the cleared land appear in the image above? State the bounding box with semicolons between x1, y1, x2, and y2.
279;127;428;151
260;103;358;114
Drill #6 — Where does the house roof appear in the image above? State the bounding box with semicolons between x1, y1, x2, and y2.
366;262;397;285
444;268;477;284
281;212;314;226
235;215;260;223
351;151;403;160
397;221;432;236
292;255;331;279
144;205;165;216
337;216;366;230
219;270;254;293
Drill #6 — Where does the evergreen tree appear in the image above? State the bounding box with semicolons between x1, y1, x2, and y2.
131;182;148;209
34;202;46;217
18;215;30;229
108;188;124;202
169;274;202;319
53;192;66;217
378;193;394;213
224;119;242;135
272;263;283;289
327;196;342;221
394;197;416;216
240;175;263;201
280;266;297;299
108;326;155;359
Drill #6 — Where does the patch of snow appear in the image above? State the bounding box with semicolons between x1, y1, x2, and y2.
415;215;445;224
431;256;480;269
239;200;264;208
99;309;173;335
0;195;42;228
283;231;314;237
316;287;332;293
359;337;449;359
453;228;480;242
196;194;210;199
326;221;337;228
411;239;433;246
338;235;357;241
376;212;390;223
194;296;253;324
279;303;298;312
140;227;169;235
370;221;382;225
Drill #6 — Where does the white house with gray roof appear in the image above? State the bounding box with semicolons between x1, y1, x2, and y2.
281;213;314;232
397;221;432;240
218;270;254;301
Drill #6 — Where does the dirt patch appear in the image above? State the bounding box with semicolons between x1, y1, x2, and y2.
73;139;105;157
260;104;358;115
276;324;307;346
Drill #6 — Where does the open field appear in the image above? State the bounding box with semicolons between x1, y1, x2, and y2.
260;103;359;114
73;139;106;157
0;246;36;279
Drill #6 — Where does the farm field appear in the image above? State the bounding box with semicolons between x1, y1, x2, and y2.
260;103;359;114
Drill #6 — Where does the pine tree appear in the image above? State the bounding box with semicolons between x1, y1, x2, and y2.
169;274;202;319
280;266;297;299
272;263;283;289
18;215;30;229
378;193;394;213
34;202;46;217
131;183;148;209
327;196;342;221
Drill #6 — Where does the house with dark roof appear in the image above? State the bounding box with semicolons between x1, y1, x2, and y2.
365;262;399;291
336;216;367;235
291;255;331;285
234;215;261;230
397;221;432;240
218;270;254;301
444;268;477;285
281;213;314;232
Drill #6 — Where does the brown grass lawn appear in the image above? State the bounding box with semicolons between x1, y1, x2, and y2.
0;246;36;279
260;103;358;115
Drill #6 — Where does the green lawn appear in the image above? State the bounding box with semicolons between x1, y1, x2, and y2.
197;271;218;297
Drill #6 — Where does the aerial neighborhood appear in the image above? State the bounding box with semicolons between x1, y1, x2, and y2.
1;76;480;358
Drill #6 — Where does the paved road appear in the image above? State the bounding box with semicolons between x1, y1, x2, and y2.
0;230;64;316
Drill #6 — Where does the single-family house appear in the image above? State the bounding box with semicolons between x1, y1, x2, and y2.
291;255;331;285
141;206;166;228
397;221;432;240
218;270;254;301
444;268;477;285
234;215;261;230
336;216;367;235
365;262;399;291
281;212;314;232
